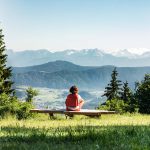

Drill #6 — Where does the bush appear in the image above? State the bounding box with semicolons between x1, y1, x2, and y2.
16;102;33;120
98;99;128;113
0;93;18;118
0;93;34;119
26;87;38;103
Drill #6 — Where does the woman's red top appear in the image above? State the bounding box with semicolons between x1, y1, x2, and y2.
65;94;79;111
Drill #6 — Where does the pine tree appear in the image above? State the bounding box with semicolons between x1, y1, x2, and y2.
137;74;150;114
121;81;132;103
0;28;14;95
102;68;122;100
120;81;138;112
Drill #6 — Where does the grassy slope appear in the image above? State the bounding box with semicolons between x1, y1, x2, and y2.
0;114;150;150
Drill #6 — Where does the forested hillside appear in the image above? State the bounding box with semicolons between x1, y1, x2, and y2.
12;61;150;89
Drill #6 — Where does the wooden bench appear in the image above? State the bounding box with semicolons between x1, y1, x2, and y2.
30;109;116;118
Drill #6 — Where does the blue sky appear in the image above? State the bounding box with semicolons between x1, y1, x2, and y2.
0;0;150;52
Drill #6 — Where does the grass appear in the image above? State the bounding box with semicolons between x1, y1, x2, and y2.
0;114;150;150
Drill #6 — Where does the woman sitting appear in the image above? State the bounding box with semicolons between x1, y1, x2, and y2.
65;86;84;111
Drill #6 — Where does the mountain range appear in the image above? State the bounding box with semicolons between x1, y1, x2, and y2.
7;49;150;67
12;60;150;89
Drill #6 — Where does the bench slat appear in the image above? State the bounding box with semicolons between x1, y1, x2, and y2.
30;109;116;115
30;109;65;114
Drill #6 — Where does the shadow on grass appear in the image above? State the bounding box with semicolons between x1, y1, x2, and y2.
0;125;150;150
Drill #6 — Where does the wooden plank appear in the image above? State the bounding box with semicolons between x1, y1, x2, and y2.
64;110;115;116
30;109;116;115
30;109;65;114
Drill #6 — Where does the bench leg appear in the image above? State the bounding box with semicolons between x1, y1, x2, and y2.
86;114;101;118
65;114;68;119
65;113;74;119
49;113;54;119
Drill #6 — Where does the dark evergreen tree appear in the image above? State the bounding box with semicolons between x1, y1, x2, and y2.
0;28;14;95
120;81;138;112
102;68;122;100
134;81;140;91
137;74;150;114
0;27;35;119
121;81;132;103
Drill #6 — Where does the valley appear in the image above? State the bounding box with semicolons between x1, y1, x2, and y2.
16;86;105;109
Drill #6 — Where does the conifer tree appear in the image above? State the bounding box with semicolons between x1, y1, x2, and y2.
121;81;132;103
102;68;122;100
137;74;150;114
0;28;14;95
120;81;138;112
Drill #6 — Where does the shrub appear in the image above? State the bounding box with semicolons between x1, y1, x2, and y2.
26;87;38;103
0;93;17;118
98;99;128;113
16;102;33;120
0;93;34;119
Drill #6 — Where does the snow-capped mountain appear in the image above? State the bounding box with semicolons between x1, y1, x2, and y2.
6;48;150;67
109;49;138;58
104;48;150;58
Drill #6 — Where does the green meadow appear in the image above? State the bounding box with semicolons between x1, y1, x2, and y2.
0;114;150;150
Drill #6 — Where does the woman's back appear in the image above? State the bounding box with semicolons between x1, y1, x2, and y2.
65;86;84;111
66;94;79;107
